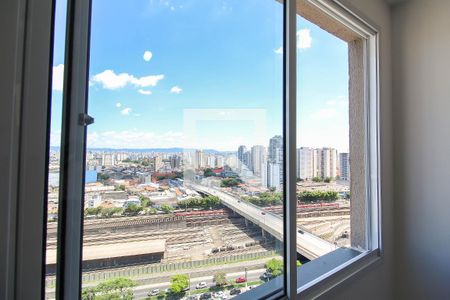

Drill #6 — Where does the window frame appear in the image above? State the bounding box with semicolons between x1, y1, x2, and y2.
52;0;382;299
296;0;382;298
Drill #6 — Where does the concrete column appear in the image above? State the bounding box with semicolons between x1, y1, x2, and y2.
349;39;367;249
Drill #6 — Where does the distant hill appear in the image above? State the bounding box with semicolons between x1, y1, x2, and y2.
50;146;235;155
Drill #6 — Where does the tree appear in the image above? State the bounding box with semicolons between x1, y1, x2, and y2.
203;168;215;177
97;173;110;182
81;287;97;300
94;277;136;300
296;260;302;267
85;207;102;216
324;177;332;183
221;178;241;187
213;272;227;286
115;184;126;191
297;190;339;202
170;274;189;294
160;204;173;214
139;195;153;208
265;258;283;277
100;207;123;218
312;177;323;182
123;204;143;216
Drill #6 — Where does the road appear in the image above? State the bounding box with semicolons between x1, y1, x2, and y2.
190;184;338;260
132;269;266;299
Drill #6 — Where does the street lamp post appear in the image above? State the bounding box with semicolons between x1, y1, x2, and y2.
245;267;248;289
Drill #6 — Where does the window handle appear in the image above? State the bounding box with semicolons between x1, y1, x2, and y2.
78;113;94;126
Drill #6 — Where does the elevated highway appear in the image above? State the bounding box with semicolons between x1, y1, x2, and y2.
190;184;338;260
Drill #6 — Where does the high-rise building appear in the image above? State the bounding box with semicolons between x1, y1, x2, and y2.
339;152;350;181
296;147;317;180
170;155;181;169
268;162;283;191
243;151;252;169
101;153;115;167
237;145;247;167
268;135;283;164
194;150;204;170
150;155;164;172
267;136;283;190
216;155;225;168
251;145;266;175
316;148;338;179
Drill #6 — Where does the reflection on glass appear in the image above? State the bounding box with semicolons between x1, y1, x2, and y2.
296;10;355;272
80;0;284;299
45;0;67;298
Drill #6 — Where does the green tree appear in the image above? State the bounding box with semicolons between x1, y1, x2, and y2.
85;207;102;216
213;272;227;286
296;260;302;267
160;204;173;214
170;274;189;294
297;190;339;202
203;168;215;177
312;177;323;182
139;195;153;208
221;178;241;187
115;184;126;191
97;173;110;182
265;258;283;277
100;207;123;218
95;277;136;300
81;287;97;300
124;204;143;216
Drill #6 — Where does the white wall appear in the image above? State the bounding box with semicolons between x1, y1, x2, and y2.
392;1;450;298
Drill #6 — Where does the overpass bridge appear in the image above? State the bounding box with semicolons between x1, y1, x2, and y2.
190;184;338;260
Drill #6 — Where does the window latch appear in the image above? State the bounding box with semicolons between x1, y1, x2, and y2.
78;113;95;126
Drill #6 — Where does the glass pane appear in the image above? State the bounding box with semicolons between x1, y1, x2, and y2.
81;0;284;299
45;0;67;298
295;3;365;275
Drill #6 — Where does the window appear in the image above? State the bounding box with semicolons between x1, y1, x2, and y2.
45;0;380;299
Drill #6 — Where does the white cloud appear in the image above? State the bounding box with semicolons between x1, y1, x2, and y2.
116;102;122;108
274;47;283;55
52;64;64;91
143;51;153;62
121;107;132;115
311;108;337;120
138;89;152;95
170;86;182;94
91;70;164;90
50;130;61;147
297;29;312;49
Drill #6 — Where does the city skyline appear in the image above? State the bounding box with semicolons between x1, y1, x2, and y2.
50;0;349;153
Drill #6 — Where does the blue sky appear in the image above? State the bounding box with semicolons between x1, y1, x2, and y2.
51;0;349;152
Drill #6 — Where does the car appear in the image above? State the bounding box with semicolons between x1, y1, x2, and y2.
186;296;199;300
199;292;212;299
235;276;247;283
147;288;160;296
298;229;304;234
213;291;225;298
229;288;241;295
260;272;273;280
196;281;208;289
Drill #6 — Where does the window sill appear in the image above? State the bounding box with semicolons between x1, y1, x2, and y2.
236;247;381;300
